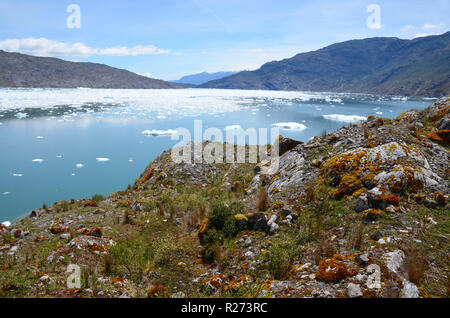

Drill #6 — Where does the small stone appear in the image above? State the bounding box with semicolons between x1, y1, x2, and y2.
89;228;103;238
40;275;50;282
244;251;255;259
401;280;419;298
171;291;186;298
355;254;369;267
347;283;363;298
60;233;71;240
370;231;385;241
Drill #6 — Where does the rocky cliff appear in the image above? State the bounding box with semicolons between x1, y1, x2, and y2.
0;97;448;298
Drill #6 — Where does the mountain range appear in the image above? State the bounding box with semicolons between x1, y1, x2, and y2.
0;50;181;89
171;71;239;85
201;32;450;97
0;33;449;96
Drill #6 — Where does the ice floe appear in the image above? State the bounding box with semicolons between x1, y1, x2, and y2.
36;136;44;139
15;112;28;119
12;173;23;177
96;158;110;162
3;192;10;195
76;163;84;168
272;122;307;131
32;158;44;163
322;114;367;123
141;129;177;136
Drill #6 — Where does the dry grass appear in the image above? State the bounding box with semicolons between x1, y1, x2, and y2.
351;222;364;250
158;203;166;219
256;188;268;211
406;250;427;285
305;184;317;203
103;254;113;274
123;210;131;225
216;244;224;272
184;210;200;235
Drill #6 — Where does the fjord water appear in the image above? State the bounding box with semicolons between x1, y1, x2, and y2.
0;88;432;222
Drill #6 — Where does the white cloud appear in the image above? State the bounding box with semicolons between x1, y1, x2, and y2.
0;38;171;58
424;23;443;29
402;25;414;31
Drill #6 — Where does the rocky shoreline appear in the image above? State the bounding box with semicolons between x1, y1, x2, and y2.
0;97;448;298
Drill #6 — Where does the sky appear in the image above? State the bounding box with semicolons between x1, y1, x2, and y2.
0;0;448;81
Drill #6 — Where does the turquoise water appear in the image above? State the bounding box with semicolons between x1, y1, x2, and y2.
0;88;433;222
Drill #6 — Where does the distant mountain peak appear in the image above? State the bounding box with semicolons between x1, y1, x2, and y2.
201;32;450;97
172;71;240;86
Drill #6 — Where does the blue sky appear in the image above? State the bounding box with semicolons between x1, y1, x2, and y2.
0;0;448;80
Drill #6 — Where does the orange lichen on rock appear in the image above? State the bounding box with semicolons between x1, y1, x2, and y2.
140;167;155;184
198;218;209;234
148;283;167;297
273;201;284;209
432;191;446;206
112;277;125;288
362;209;384;221
34;235;48;243
204;273;224;289
426;130;450;146
83;200;98;207
396;110;418;123
225;276;252;291
290;263;311;275
429;105;449;122
315;256;357;283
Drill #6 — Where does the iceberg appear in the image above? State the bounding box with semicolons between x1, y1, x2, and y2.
322;114;366;123
96;157;110;162
272;122;307;131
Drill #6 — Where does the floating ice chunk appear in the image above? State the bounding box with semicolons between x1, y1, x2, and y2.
12;173;23;177
36;136;44;139
32;158;44;163
71;173;76;176
2;221;11;227
128;159;133;163
56;155;63;158
156;115;168;119
141;129;177;136
322;114;366;123
3;192;10;195
272;122;307;131
76;163;84;168
96;158;110;162
15;112;28;119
